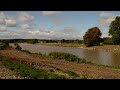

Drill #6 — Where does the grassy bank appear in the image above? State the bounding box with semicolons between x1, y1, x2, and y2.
21;49;120;70
21;49;92;64
48;52;92;64
0;56;67;79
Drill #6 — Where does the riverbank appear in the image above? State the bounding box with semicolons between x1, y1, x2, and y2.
38;43;120;53
38;43;85;48
1;48;120;79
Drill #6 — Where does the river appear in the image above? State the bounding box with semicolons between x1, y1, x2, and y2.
10;43;120;66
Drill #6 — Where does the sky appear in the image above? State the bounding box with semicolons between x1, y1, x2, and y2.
0;11;119;40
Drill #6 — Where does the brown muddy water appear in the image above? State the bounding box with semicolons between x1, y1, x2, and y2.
10;43;120;66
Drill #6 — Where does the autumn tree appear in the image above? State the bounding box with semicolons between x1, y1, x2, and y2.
83;27;102;47
109;16;120;45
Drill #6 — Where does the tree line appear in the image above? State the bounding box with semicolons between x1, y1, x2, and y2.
1;39;84;44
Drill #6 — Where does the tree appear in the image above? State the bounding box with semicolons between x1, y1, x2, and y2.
109;16;120;45
83;27;102;47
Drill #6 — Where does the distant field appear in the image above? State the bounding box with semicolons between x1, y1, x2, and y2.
39;43;120;52
39;43;85;48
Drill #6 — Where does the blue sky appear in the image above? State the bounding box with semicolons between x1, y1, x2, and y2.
0;11;118;39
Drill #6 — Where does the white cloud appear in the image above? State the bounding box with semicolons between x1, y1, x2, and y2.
0;12;6;25
100;12;115;26
0;25;7;32
0;26;82;39
18;24;33;29
63;27;77;33
0;18;6;25
42;11;64;26
17;12;34;21
5;17;16;27
0;11;82;39
39;27;51;33
42;11;61;16
0;11;16;27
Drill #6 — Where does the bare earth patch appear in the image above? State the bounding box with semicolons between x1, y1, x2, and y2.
1;49;120;79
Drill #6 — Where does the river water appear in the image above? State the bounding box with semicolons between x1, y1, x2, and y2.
10;43;120;66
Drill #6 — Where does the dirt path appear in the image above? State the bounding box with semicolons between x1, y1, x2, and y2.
1;49;120;79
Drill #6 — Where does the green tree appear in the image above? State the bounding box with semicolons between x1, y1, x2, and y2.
109;16;120;45
83;27;102;47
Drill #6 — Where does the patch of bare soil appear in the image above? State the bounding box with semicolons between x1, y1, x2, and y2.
1;49;120;79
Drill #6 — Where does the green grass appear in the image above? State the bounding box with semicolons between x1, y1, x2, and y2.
0;42;4;45
63;70;90;79
21;49;92;64
86;45;120;52
0;56;67;79
48;52;92;64
40;43;85;48
64;70;80;78
32;52;47;59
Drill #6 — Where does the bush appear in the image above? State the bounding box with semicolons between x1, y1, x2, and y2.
103;37;113;45
48;52;90;64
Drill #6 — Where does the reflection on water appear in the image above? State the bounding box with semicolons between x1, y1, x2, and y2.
10;43;120;66
97;51;112;66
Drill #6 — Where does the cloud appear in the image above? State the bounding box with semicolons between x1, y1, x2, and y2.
42;11;61;16
63;27;77;33
17;23;33;29
39;27;51;33
0;12;16;27
0;26;82;39
100;12;115;26
0;25;7;32
0;18;6;25
0;12;6;25
17;12;34;21
42;11;64;26
5;17;16;27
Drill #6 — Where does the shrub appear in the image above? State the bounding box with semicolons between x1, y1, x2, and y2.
48;52;90;64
